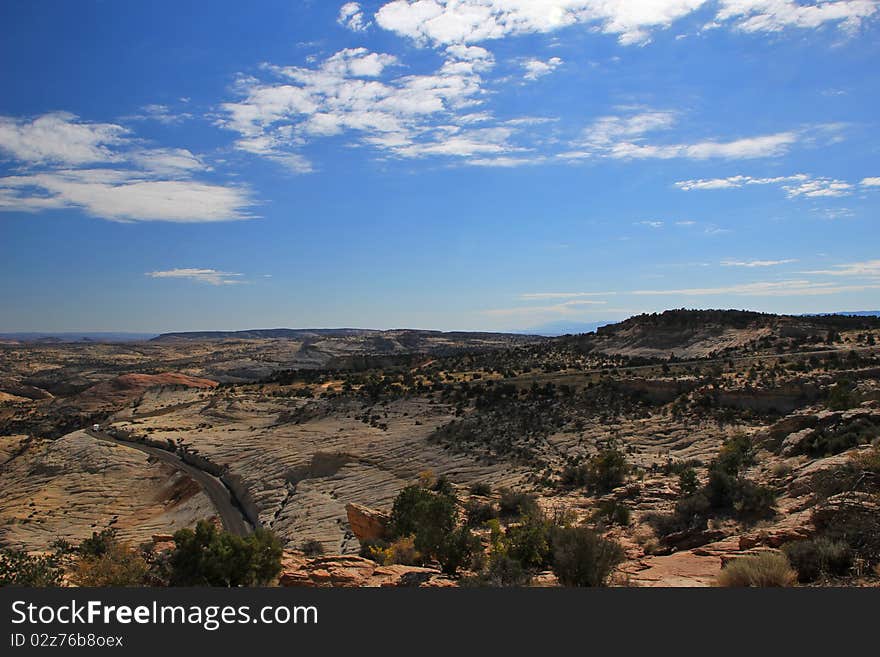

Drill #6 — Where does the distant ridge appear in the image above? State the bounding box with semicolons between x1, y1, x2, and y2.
804;311;880;318
0;332;157;343
151;328;539;342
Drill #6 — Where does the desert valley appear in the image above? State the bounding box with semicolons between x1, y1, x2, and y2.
1;309;879;587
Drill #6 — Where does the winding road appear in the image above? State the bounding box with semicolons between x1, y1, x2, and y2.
85;428;252;537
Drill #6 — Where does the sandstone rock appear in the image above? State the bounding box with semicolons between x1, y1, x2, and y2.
780;428;816;456
345;503;390;542
278;553;454;588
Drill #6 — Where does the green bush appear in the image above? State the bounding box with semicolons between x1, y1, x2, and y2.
169;521;282;587
593;500;631;526
678;467;699;497
78;529;120;558
585;449;629;494
438;527;481;575
469;482;492;497
783;537;852;583
550;526;624;587
463;555;531;587
299;539;325;557
716;552;796;587
0;549;64;587
464;499;498;526
503;511;553;569
498;489;539;517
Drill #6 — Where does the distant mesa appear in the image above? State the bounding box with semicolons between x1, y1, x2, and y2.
150;328;540;342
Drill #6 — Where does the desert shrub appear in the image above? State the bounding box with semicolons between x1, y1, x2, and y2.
0;549;64;587
716;552;796;587
714;435;755;476
852;445;880;474
592;500;631;526
826;380;857;411
78;528;121;558
705;436;776;520
585;449;629;494
550;526;625;587
465;499;498;527
388;484;475;573
69;541;148;587
800;417;880;457
731;478;777;519
503;511;553;569
463;555;531;587
812;499;880;565
678;467;700;497
438;527;480;575
783;538;852;582
169;521;282;587
469;482;492;496
299;539;325;557
389;485;457;557
560;463;590;488
359;538;390;563
389;536;421;566
646;492;711;537
432;475;455;497
498;489;539;517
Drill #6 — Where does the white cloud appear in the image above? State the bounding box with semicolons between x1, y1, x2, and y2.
219;46;530;168
0;112;127;166
522;57;563;80
373;1;874;47
721;258;798;267
676;173;862;197
375;1;710;46
146;268;243;285
861;176;880;187
338;2;371;32
715;1;877;34
0;170;253;223
561;109;798;161
785;177;853;197
637;220;664;228
0;113;254;222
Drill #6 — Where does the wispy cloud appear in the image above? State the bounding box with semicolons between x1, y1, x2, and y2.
519;292;614;300
633;279;880;296
559;109;802;162
721;259;798;267
146;268;244;285
0;113;254;222
676;172;873;198
800;259;880;277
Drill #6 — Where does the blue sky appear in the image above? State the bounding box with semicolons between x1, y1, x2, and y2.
1;0;879;333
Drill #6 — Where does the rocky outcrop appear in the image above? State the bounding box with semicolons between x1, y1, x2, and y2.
345;503;389;542
278;554;455;588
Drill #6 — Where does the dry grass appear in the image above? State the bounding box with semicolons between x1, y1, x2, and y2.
716;552;797;587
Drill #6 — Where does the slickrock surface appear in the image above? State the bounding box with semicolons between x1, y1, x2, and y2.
0;430;214;550
114;396;531;554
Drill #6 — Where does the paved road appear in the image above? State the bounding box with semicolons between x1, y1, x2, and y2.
85;428;252;537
